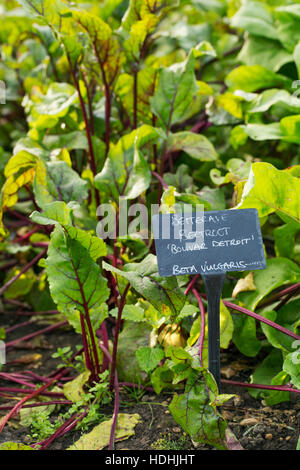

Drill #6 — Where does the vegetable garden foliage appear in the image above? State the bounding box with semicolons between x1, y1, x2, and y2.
0;0;300;451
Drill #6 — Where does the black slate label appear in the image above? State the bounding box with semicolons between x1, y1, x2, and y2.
152;209;266;277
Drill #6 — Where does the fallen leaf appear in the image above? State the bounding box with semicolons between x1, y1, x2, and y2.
239;417;259;426
9;353;42;365
232;272;256;298
0;441;34;450
221;361;250;379
67;413;141;450
63;371;90;402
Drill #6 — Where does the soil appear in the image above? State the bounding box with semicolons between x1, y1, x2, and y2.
0;310;299;451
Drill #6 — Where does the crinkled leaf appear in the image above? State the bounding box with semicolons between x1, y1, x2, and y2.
95;125;159;200
45;225;109;320
136;346;164;374
33;160;88;209
150;52;199;130
169;369;228;449
103;254;186;317
73;11;121;87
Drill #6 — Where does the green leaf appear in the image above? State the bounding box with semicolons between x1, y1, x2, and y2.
116;321;153;383
151;362;174;394
275;5;300;52
238;258;300;311
274;220;300;258
225;65;290;92
67;413;141;450
30;201;73;226
169;369;227;449
63;371;91;402
220;301;234;349
166;132;217;162
3;267;36;300
260;311;296;353
247;89;300;115
230;1;277;40
150;52;199;130
283;349;300;389
95;125;159;201
232;315;261;357
293;42;300;79
103;254;186;317
163;164;194;193
238;35;292;72
250;349;289;404
45;225;109;321
277;298;300;324
196;186;226;211
28;83;78;129
237;162;300;222
240;123;285;142
136;346;164;374
33;160;88;209
73;10;121;87
109;304;145;322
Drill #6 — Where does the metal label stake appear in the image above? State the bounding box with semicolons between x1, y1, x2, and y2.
201;273;226;391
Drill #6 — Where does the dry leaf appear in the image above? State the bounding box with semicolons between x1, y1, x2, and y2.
68;413;141;450
239;417;259;426
9;353;42;365
232;272;256;298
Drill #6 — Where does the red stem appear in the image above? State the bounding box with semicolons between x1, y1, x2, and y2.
152;171;169;190
0;400;72;411
0;369;69;432
13;226;40;244
0;387;65;398
5;320;68;349
221;379;300;395
184;274;200;295
192;288;206;367
109;283;130;391
223;300;300;341
99;322;110;372
79;312;94;382
67;54;100;206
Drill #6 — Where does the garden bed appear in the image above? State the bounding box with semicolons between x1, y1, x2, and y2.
1;311;299;451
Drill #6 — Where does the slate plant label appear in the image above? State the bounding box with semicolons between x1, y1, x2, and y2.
153;208;266;277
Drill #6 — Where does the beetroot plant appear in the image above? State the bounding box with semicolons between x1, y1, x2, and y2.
0;0;300;451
